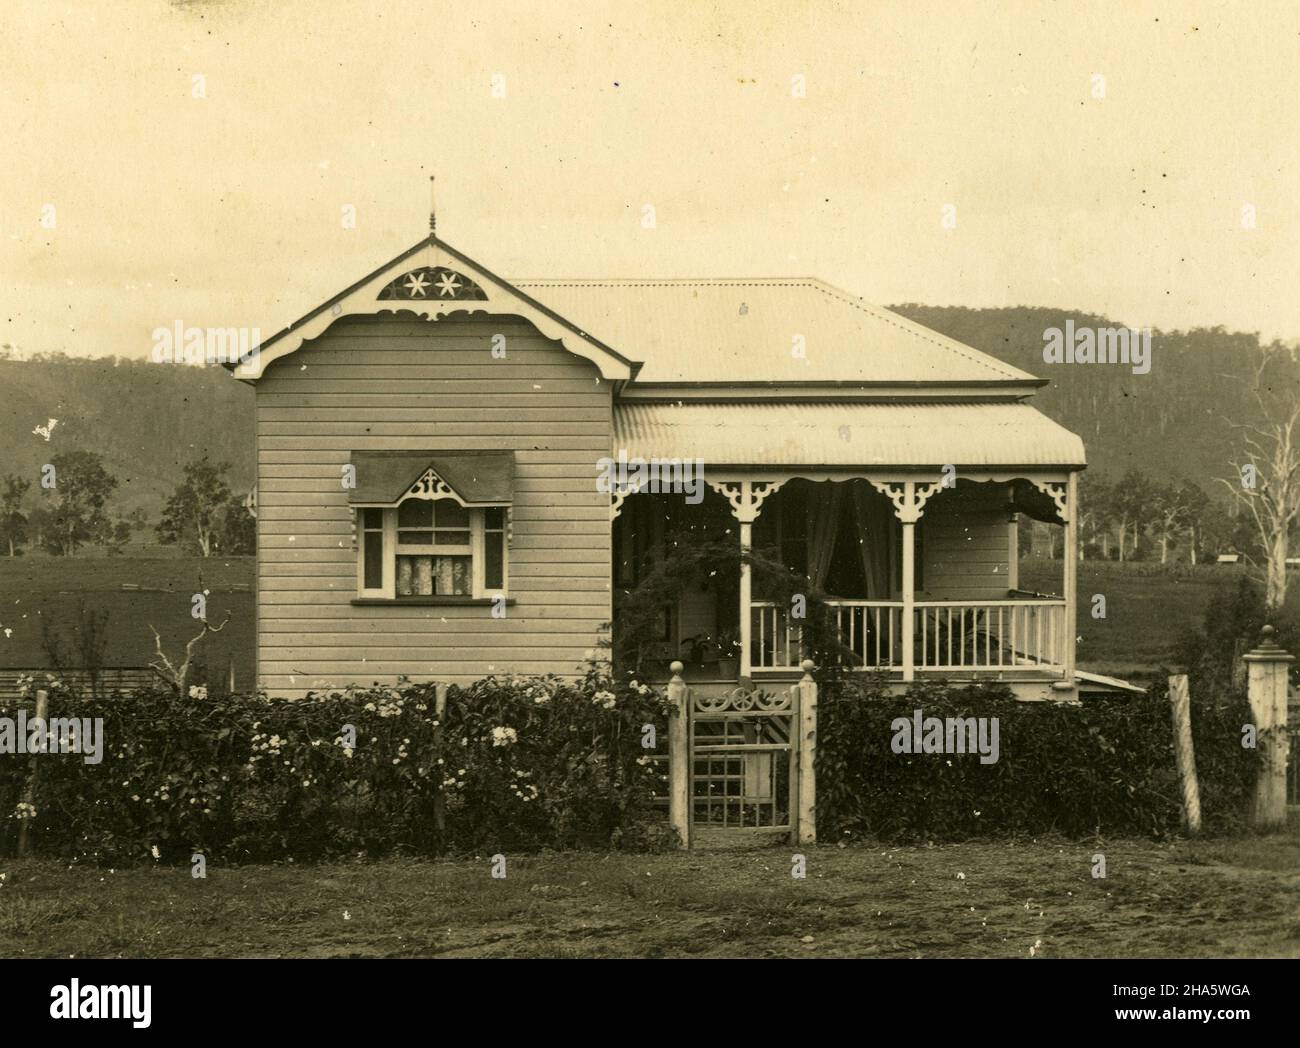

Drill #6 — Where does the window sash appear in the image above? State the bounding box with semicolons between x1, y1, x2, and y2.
357;501;507;599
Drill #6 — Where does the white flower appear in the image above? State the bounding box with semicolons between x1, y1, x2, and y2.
150;845;160;860
593;690;617;709
491;726;518;747
188;685;208;700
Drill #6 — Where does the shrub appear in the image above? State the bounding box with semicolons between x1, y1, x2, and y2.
0;668;674;865
816;673;1259;841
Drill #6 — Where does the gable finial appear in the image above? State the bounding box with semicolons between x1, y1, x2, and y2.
428;174;436;237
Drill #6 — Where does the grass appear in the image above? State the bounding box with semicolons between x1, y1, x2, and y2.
0;555;255;684
1019;557;1255;677
2;830;1298;958
0;554;1256;684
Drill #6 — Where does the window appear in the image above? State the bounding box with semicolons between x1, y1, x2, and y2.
357;496;508;600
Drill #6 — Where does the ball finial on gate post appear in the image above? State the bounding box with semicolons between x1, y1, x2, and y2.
800;658;816;677
669;660;684;680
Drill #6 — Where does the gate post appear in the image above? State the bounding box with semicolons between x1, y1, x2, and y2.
797;660;817;844
667;661;690;848
1243;626;1293;830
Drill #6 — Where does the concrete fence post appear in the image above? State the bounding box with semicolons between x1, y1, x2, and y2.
666;661;690;849
797;659;817;844
1243;626;1293;830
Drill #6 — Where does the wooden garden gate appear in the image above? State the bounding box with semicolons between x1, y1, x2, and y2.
666;660;817;847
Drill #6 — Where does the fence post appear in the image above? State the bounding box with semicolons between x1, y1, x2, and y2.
1167;674;1201;834
17;688;49;858
797;659;817;844
1243;626;1293;830
433;682;449;848
667;661;690;849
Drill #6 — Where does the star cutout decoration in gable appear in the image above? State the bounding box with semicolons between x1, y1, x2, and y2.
378;266;488;301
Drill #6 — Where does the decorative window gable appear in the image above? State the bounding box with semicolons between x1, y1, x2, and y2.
351;451;513;603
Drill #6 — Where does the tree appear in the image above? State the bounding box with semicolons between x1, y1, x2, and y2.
218;495;256;554
1177;480;1208;564
156;458;233;557
1076;473;1112;560
0;473;31;556
42;450;119;555
1149;482;1195;564
1109;470;1148;562
1219;349;1300;609
149;613;231;698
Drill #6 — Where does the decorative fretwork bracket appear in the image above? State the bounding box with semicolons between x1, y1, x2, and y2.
404;468;456;501
1030;480;1070;523
869;480;945;523
707;479;786;523
610;488;630;521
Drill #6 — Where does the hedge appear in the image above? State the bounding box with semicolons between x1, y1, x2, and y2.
1;669;1264;864
816;673;1261;841
0;670;677;865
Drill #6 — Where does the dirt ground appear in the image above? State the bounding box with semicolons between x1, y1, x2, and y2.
2;828;1297;959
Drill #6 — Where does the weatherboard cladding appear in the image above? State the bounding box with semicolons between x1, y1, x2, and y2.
254;313;612;697
612;402;1086;468
515;278;1039;385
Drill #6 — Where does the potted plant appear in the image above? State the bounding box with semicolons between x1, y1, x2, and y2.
716;628;741;679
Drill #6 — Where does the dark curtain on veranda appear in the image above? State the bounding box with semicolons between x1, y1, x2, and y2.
851;480;893;598
804;483;842;588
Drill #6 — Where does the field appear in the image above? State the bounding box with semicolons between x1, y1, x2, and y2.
0;554;1257;687
0;555;256;686
1020;556;1251;678
1;831;1297;958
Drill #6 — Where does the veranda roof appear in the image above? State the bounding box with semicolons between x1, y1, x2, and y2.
613;402;1085;470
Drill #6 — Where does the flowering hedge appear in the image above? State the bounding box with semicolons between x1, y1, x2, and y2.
816;673;1261;841
0;670;677;865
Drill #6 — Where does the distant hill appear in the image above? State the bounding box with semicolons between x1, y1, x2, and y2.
0;356;254;520
1;311;1294;529
890;306;1298;489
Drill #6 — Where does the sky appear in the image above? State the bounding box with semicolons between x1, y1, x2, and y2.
2;0;1299;360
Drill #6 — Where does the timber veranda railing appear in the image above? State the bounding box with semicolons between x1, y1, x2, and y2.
750;598;1069;672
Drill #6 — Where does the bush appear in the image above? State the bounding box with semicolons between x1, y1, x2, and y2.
0;669;675;865
816;673;1259;841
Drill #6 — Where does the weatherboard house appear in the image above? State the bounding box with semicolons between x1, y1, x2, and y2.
229;226;1093;701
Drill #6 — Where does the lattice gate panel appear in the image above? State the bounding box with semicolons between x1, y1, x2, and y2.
689;684;797;834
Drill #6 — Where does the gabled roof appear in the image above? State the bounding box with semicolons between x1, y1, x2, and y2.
227;235;639;382
516;278;1043;388
231;236;1044;393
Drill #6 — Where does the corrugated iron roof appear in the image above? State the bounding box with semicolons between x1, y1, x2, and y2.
613;402;1085;468
516;278;1038;386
